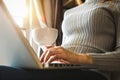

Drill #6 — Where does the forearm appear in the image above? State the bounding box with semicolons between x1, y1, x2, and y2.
88;50;120;71
90;51;120;65
74;46;120;71
76;54;93;64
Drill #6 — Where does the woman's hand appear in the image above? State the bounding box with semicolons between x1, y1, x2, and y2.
40;46;83;64
41;42;56;52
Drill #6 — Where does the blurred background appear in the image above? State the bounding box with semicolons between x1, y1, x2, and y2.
3;0;78;53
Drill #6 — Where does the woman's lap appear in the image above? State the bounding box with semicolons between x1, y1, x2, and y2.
0;66;107;80
0;66;29;80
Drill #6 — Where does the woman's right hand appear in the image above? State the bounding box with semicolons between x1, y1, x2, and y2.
40;46;93;64
40;46;80;64
41;44;70;64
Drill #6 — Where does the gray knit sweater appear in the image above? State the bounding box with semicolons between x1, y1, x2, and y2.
61;0;120;71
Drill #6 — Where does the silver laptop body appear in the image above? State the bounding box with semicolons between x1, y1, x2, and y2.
0;0;43;69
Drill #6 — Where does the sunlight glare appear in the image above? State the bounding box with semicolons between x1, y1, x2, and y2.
4;0;27;27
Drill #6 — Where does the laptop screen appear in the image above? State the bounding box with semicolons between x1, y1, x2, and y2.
0;1;43;69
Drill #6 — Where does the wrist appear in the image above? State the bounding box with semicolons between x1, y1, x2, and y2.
78;54;93;64
85;54;93;64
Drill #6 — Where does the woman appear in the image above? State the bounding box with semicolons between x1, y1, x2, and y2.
40;0;120;66
0;0;119;80
40;0;120;80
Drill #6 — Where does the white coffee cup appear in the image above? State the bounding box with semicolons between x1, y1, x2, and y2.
31;27;58;46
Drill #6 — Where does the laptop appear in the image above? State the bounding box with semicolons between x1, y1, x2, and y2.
0;1;93;70
0;0;44;69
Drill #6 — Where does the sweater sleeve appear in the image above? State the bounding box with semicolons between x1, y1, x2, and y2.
89;9;120;71
90;50;120;65
89;50;120;70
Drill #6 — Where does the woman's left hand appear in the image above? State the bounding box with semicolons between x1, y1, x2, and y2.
40;46;81;64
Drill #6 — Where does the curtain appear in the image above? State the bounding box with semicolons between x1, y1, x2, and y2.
33;0;63;29
54;0;63;45
26;0;63;53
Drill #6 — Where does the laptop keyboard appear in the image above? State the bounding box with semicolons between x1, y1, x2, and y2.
44;63;80;68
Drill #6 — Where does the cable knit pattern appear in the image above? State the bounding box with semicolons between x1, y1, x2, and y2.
61;0;120;70
61;0;120;54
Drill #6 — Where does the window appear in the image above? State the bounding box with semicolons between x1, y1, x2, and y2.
3;0;27;28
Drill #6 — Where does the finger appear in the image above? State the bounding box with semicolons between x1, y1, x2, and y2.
44;48;59;63
51;59;70;64
43;46;64;63
46;55;58;64
44;46;67;63
41;47;58;63
40;49;48;62
45;52;65;64
58;59;70;64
